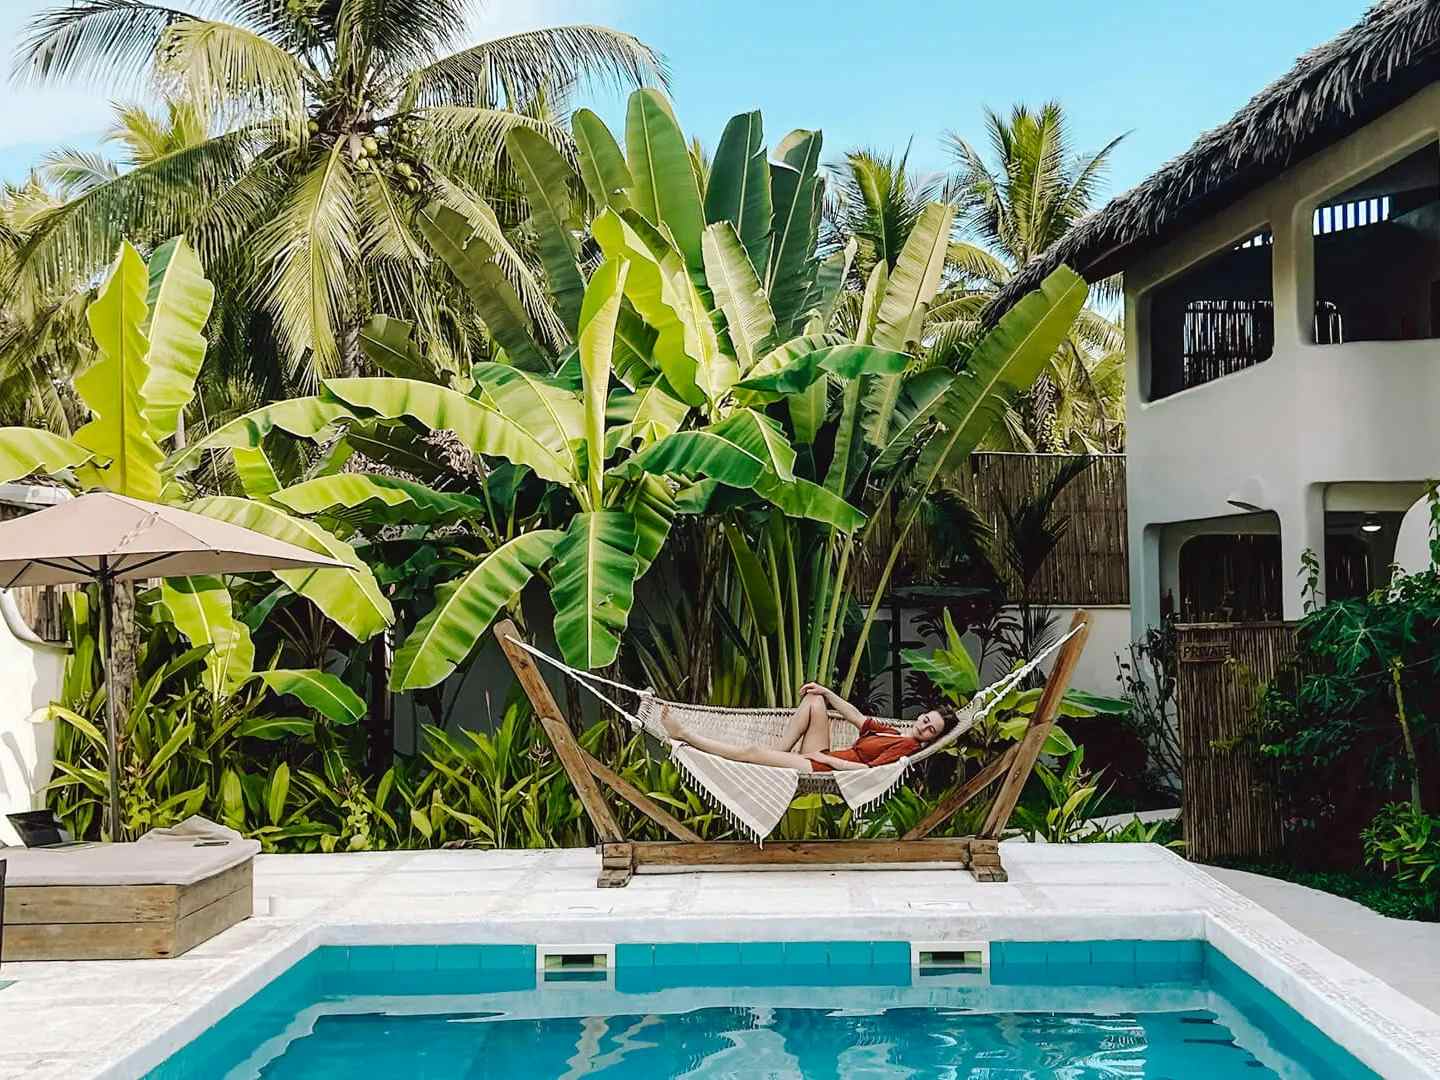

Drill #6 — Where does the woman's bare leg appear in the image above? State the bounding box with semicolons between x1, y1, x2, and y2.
660;706;815;770
776;693;831;753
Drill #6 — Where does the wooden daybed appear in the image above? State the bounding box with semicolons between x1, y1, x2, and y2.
0;837;258;961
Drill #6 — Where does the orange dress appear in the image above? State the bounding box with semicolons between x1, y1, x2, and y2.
809;718;920;772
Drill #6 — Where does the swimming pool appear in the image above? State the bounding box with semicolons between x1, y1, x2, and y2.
146;939;1376;1078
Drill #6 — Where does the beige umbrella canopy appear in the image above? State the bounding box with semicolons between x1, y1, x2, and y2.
0;492;349;839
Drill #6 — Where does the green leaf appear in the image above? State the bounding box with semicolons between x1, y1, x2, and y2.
30;704;105;750
506;127;586;335
231;446;280;499
550;511;639;669
359;315;441;383
916;266;1088;484
140;235;214;445
708;409;795;481
324;376;576;484
272;473;487;526
260;668;366;724
872;368;954;472
702;221;774;372
625;89;705;271
735;344;909;397
267;762;290;825
606;379;690;452
158;575;255;698
187;495;393;641
171;396;352;476
143;721;195;782
1064;690;1133;716
865;202;953;445
766;129;824;336
470;362;583;477
578;258;629;505
73;241;165;499
615;429;766;489
237;715;315;740
705;110;772;275
754;474;865;532
723;523;778;633
391;530;563;691
627;474;676;579
417;202;548;371
592;209;728;407
788;376;827;445
0;428;95;484
572;107;632;212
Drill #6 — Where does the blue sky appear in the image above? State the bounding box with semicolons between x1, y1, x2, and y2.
0;0;1372;203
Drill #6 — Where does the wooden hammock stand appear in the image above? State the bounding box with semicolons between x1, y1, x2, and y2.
494;610;1090;888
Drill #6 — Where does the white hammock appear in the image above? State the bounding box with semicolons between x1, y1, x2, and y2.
508;627;1081;841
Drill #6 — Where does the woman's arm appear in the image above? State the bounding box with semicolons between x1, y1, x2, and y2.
805;751;870;772
800;682;867;729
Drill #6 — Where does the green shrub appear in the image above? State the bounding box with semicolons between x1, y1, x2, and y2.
1361;802;1440;918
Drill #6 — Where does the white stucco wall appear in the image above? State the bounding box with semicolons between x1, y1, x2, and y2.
0;590;68;845
1124;83;1440;637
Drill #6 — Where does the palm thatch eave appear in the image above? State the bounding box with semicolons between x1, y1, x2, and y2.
985;0;1440;323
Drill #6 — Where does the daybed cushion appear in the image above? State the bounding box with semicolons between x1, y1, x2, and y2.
0;837;259;887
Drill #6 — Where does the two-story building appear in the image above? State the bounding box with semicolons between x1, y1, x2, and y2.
996;0;1440;638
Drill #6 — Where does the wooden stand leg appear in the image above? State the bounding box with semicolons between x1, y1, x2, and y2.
967;837;1007;882
598;843;636;888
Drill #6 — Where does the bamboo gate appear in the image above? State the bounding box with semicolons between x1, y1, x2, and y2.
1175;621;1293;861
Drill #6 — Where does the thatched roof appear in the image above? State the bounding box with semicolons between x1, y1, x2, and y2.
989;0;1440;316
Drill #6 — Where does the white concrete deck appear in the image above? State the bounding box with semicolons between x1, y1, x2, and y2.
1;843;1437;1079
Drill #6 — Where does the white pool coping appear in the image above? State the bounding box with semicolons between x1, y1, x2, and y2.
1;843;1437;1079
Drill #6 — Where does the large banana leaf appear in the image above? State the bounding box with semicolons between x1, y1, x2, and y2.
872;368;954;472
613;302;659;387
705;110;772;275
788;376;828;445
916;265;1088;484
188;495;393;641
390;529;564;691
418;203;548;371
324;377;576;484
73;242;165;500
359;315;444;383
755;474;865;532
506;127;586;334
159;575;254;698
766;129;824;336
708;409;796;482
865;202;954;445
232;446;280;499
625;89;705;271
272;473;488;526
702;222;774;372
259;669;365;724
734;344;909;397
550;511;639;669
627;475;676;579
171;396;352;476
605;379;689;452
141;236;214;446
469;363;581;475
578;258;628;505
0;428;94;484
593;209;730;406
737;332;845;391
572;107;632;212
614;429;766;489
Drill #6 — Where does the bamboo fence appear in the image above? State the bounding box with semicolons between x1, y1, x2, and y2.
1175;621;1293;861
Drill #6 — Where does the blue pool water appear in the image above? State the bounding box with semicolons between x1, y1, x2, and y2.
148;940;1377;1079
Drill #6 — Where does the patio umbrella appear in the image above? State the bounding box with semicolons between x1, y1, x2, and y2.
0;492;349;840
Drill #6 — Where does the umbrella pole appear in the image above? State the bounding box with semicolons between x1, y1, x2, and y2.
98;561;123;842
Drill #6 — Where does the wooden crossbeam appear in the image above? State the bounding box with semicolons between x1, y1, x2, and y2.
903;744;1019;841
581;750;702;843
605;838;978;871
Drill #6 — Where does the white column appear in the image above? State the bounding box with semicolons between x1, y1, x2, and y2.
1279;485;1326;618
1129;520;1163;640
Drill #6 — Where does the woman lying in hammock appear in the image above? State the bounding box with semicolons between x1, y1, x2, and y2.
660;683;954;772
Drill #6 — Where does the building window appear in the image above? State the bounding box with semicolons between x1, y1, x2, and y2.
1312;143;1440;345
1178;534;1282;622
1146;229;1275;401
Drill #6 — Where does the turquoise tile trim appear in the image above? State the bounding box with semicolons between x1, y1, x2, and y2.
390;946;441;972
435;945;487;971
782;941;829;966
870;941;911;966
738;941;785;966
694;942;741;966
482;946;534;970
652;943;699;967
826;941;872;967
615;944;654;968
348;946;396;973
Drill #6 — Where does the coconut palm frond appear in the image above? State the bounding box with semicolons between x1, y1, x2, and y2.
41;148;121;198
13;0;197;89
157;17;311;135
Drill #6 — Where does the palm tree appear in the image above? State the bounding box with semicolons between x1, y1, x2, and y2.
946;102;1125;451
13;1;665;390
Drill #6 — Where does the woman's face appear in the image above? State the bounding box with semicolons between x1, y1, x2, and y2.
913;710;945;743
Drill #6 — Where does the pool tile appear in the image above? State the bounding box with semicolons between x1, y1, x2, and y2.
783;941;830;966
653;943;699;967
694;942;741;966
347;946;396;973
871;941;911;967
434;945;486;970
616;944;654;968
739;941;785;966
826;941;871;967
1044;942;1091;967
317;947;349;973
480;945;534;970
391;946;440;972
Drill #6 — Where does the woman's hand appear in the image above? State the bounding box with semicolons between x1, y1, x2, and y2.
799;682;833;701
